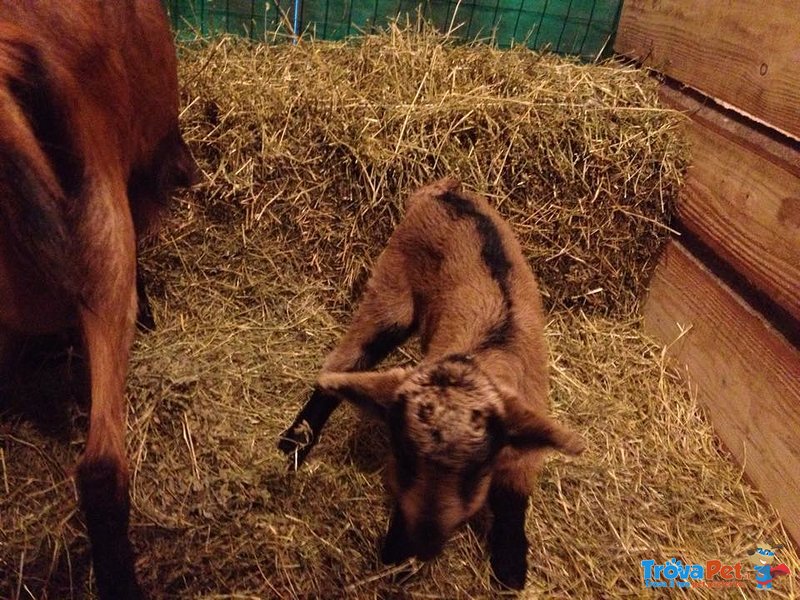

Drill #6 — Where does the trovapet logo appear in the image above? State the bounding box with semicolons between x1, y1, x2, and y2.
641;542;791;591
641;558;746;589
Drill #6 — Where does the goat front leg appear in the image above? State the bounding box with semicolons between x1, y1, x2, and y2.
75;199;142;600
278;262;414;470
380;503;414;565
488;483;530;590
277;319;414;469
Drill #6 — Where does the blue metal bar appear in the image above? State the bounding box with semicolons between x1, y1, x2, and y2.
294;0;303;39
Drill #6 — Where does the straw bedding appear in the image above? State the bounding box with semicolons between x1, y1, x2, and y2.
1;26;797;599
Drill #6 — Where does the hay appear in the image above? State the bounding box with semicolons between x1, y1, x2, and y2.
3;311;798;597
176;23;687;316
1;25;798;599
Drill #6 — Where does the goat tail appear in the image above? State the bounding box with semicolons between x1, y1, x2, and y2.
405;176;462;211
0;29;81;299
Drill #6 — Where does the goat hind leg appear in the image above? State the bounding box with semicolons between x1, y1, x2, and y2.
75;204;142;600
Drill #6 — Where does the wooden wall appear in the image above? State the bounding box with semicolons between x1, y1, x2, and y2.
615;0;800;139
615;1;800;545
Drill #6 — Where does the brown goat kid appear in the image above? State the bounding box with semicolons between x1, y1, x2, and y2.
279;178;584;589
0;2;196;598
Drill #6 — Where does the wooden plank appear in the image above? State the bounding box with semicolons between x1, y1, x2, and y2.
658;85;800;179
615;0;800;140
663;92;800;322
644;241;800;546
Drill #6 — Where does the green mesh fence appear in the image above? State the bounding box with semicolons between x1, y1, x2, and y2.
165;0;622;59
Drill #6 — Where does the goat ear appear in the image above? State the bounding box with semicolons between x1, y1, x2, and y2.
500;390;585;455
316;368;408;418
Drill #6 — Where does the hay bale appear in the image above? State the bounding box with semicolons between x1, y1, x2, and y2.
176;23;687;316
3;26;797;600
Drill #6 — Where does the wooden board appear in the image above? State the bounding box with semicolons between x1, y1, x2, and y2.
660;88;800;322
615;0;800;139
644;241;800;546
658;85;800;179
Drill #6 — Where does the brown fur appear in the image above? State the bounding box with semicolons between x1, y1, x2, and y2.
0;3;197;598
282;178;583;589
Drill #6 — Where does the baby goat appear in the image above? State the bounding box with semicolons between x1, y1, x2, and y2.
278;178;584;589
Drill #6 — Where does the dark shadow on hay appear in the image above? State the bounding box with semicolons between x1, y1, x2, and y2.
0;335;95;599
344;414;391;473
0;537;93;600
0;333;86;440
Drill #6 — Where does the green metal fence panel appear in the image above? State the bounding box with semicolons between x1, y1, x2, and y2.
165;0;622;59
166;1;287;39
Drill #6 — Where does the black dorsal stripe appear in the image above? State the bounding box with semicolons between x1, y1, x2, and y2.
437;191;515;349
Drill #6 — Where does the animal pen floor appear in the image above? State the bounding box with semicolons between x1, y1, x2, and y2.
1;27;798;599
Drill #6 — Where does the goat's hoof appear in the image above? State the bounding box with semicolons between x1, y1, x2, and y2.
381;544;418;583
491;552;527;591
381;541;412;566
277;421;317;470
102;578;144;600
90;541;144;600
